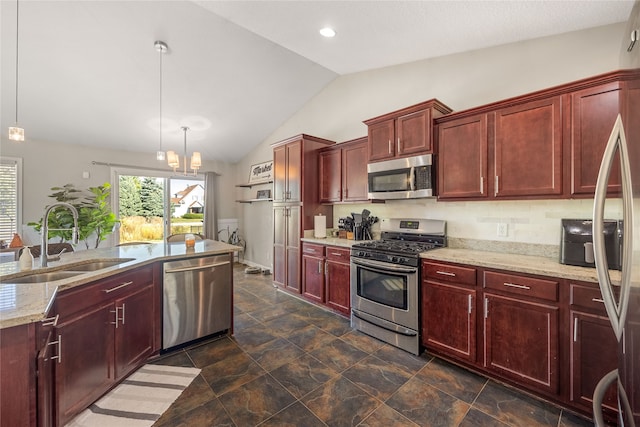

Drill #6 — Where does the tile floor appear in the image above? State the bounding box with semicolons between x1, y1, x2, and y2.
151;265;595;427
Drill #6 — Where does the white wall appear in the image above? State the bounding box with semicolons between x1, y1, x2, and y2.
236;23;627;269
0;137;236;246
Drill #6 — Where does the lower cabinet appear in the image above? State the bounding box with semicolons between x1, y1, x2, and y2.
301;242;351;316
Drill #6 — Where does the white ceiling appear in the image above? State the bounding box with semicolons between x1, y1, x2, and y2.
0;1;634;163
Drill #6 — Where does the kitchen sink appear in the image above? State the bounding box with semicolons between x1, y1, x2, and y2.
7;271;85;284
63;258;135;272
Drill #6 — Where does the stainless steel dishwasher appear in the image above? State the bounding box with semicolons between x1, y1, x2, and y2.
162;254;232;350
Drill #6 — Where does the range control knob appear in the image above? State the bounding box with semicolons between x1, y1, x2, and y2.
391;256;398;263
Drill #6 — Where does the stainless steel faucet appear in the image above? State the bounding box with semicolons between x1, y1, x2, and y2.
41;202;79;268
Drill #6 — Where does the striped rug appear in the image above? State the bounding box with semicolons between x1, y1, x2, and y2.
65;364;201;427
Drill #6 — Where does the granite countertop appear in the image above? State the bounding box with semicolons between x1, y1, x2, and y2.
300;237;365;248
421;248;622;285
0;240;242;329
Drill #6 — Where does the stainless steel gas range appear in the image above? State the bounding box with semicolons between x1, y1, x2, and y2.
350;218;446;355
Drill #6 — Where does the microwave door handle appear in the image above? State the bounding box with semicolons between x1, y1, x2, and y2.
409;167;416;191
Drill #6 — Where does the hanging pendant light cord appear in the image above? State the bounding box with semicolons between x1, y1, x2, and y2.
14;0;19;124
159;43;163;153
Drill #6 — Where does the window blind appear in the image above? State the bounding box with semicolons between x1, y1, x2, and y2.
0;158;19;242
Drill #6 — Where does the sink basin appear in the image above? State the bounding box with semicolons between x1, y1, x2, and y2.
7;271;84;284
64;258;135;272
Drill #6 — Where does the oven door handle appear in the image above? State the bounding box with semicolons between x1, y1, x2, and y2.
352;309;418;337
351;257;417;274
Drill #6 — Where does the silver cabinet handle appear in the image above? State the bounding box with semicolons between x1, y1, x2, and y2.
41;314;59;327
593;114;632;342
494;176;499;196
121;303;125;325
388;140;392;154
344;188;348;198
480;176;484;194
104;281;133;293
330;252;342;257
468;294;473;315
503;282;530;290
165;261;230;273
484;297;489;319
574;317;579;342
592;298;605;304
397;137;401;154
318;260;322;274
436;270;456;277
48;334;62;364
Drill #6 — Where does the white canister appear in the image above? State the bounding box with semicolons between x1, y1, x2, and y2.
314;214;327;238
19;247;34;271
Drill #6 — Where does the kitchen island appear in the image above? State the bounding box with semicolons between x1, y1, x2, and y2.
0;239;241;427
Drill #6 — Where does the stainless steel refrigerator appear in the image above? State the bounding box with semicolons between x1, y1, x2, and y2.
592;3;640;425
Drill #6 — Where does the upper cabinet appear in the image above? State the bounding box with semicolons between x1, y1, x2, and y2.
319;137;368;203
435;70;640;201
364;99;452;163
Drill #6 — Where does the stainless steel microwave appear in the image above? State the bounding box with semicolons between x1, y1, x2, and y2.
367;154;434;200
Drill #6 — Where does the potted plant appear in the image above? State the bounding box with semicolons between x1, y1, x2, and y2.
29;183;119;249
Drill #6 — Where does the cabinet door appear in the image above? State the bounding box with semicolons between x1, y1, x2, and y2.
273;145;287;203
397;109;432;155
494;97;563;197
342;141;368;201
302;255;325;303
286;141;302;202
114;284;155;380
273;206;286;288
55;303;114;427
326;257;350;315
437;114;489;199
368;119;395;162
422;281;476;363
37;326;55;427
570;310;618;414
286;206;301;293
319;150;342;202
571;82;622;195
483;293;559;395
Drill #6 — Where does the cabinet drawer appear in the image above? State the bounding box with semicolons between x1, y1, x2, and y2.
56;266;154;318
484;271;558;302
570;282;608;314
302;243;325;257
423;261;476;286
326;246;350;263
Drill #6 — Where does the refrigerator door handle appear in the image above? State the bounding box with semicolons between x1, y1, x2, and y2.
592;369;618;427
593;114;633;342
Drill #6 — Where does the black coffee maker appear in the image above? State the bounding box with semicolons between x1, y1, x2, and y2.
559;219;622;270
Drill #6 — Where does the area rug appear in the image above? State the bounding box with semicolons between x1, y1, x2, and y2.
65;364;201;427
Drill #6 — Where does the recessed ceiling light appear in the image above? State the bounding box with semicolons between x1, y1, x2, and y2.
319;27;336;38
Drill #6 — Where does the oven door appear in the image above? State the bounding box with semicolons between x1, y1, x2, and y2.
350;257;418;330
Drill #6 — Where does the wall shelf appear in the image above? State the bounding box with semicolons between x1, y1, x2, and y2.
236;180;273;203
235;180;273;188
236;198;273;204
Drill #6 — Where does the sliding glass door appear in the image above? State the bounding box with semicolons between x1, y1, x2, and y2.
115;170;204;244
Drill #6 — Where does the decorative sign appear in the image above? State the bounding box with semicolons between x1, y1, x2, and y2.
248;160;273;184
256;189;271;199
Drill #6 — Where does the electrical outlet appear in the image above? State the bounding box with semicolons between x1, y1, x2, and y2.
497;223;508;237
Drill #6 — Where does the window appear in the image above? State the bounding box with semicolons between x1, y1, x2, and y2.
0;157;22;243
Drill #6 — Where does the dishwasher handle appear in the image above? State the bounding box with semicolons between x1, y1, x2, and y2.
165;260;230;274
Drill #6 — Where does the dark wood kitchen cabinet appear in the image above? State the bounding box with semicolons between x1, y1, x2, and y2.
568;281;619;418
437;114;489;199
325;246;351;316
482;270;560;396
53;265;158;426
422;261;477;363
0;323;36;427
365;99;452;162
302;243;325;303
319;137;368;203
272;134;334;293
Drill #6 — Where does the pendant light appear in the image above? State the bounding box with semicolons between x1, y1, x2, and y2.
154;40;167;160
8;0;24;142
168;127;201;176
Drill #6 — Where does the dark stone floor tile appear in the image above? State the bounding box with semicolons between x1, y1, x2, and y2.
263;312;310;337
373;344;428;375
233;312;260;330
342;354;413;400
316;315;353;336
302;376;380;427
386;377;469;427
473;380;561;427
234;295;268;313
310;338;368;372
218;374;296;426
459;408;510;427
269;353;336;399
149;349;194;368
287;324;337;352
200;351;265;396
151;375;216;425
291;304;337;323
559;409;600;426
358;404;420;427
415;357;487;403
340;330;387;354
259;401;326;427
187;336;243;369
248;303;294;323
232;323;279;351
277;295;315;312
153;398;234;427
246;337;305;371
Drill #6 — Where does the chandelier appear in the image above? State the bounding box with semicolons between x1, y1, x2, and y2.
167;126;201;176
8;0;24;142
